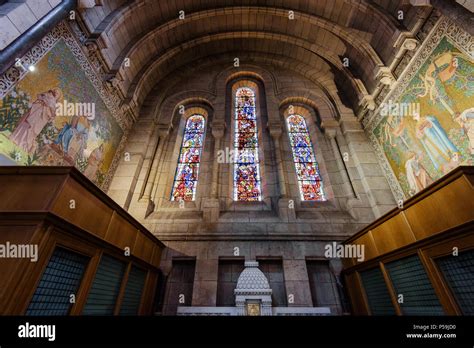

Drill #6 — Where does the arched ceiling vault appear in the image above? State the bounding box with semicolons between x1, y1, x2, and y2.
140;52;353;125
76;0;432;120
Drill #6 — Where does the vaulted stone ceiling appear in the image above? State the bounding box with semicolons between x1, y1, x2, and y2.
76;0;433;119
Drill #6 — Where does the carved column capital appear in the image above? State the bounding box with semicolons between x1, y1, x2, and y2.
267;122;283;139
211;121;226;138
359;94;376;111
325;127;338;140
375;66;396;87
156;124;172;138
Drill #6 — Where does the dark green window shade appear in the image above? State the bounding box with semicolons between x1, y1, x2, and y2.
26;248;89;316
82;255;126;315
119;266;147;315
360;267;396;315
386;254;444;315
436;249;474;315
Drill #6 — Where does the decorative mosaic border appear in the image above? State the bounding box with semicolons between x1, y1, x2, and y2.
363;17;474;202
0;21;129;192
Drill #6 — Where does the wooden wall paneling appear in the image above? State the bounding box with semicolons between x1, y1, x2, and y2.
51;176;113;239
104;211;139;252
139;270;158;315
420;229;474;315
404;176;474;240
343;272;369;315
0;220;42;311
133;232;155;264
8;223;55;315
0;174;67;211
379;262;402;316
353;231;379;263
417;249;460;315
151;244;163;268
370;213;416;255
114;262;132;315
70;250;103;315
354;271;371;315
17;227;100;315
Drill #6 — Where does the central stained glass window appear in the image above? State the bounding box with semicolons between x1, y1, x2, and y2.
171;114;206;201
234;87;262;201
286;114;325;201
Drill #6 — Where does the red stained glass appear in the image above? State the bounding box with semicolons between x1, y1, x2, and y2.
171;114;205;201
286;114;325;201
298;181;324;201
234;87;262;201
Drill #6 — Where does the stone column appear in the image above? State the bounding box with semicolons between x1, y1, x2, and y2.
283;259;313;307
141;125;171;209
202;121;225;222
210;121;225;198
339;115;396;219
326;127;355;200
191;259;218;307
268;122;288;198
268;122;296;222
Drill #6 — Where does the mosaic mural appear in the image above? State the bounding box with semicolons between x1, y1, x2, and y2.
0;39;123;186
372;34;474;198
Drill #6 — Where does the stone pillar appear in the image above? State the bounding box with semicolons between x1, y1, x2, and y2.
339;115;396;218
269;122;296;222
141;125;171;210
268;122;288;198
283;260;313;307
191;259;218;306
325;128;354;199
210;121;225;198
203;121;225;223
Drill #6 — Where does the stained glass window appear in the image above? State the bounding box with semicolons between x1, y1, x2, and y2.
171;114;206;201
234;87;262;201
286;114;325;201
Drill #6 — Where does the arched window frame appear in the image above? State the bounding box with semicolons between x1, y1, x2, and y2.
232;86;263;202
286;113;326;202
170;113;207;202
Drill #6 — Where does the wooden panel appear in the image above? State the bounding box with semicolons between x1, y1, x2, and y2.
139;271;158;315
104;211;138;251
0;223;41;308
344;272;369;315
151;244;163;268
404;176;474;240
0;174;66;210
51;177;112;238
341;257;355;269
371;212;416;255
133;232;155;264
352;232;378;262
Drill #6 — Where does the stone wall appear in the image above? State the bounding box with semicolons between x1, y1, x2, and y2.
107;61;397;314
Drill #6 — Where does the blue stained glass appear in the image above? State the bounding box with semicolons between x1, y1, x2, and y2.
289;133;311;147
175;163;199;181
286;114;325;201
183;132;203;147
171;114;205;201
234;87;262;201
235;148;259;164
292;147;316;163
